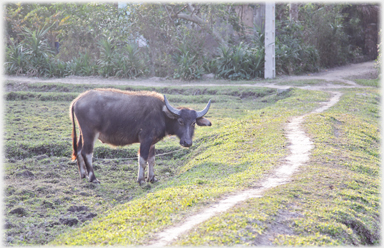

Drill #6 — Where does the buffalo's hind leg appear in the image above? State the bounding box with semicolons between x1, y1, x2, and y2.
76;131;87;179
81;131;100;183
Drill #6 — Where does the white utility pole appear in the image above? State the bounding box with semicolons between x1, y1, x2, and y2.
264;2;276;79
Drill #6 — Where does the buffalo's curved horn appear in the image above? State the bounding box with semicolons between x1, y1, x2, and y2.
164;95;181;116
196;99;211;118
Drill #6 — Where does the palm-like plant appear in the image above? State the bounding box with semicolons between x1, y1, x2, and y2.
173;50;204;80
215;42;264;80
22;25;54;76
115;43;144;78
5;40;28;75
97;37;116;77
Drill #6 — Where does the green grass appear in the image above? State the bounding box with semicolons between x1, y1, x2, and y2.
4;80;379;246
276;79;351;86
6;80;277;94
354;78;380;87
49;89;331;246
4;82;290;246
4;84;280;160
171;88;380;246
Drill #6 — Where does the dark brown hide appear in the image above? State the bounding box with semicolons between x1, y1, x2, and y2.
70;88;211;184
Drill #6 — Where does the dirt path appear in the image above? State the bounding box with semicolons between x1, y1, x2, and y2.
147;91;343;247
143;62;375;246
5;61;377;89
145;62;375;246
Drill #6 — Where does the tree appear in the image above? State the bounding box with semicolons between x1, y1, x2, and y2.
289;3;299;21
166;3;227;45
125;3;246;76
355;4;379;59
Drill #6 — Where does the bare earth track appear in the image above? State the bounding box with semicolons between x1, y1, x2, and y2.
145;61;377;246
5;61;377;89
5;61;378;246
147;92;342;246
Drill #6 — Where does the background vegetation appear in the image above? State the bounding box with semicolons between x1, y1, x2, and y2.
5;3;380;80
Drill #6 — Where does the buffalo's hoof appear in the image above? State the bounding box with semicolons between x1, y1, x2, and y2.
147;176;158;183
137;179;146;186
90;178;100;184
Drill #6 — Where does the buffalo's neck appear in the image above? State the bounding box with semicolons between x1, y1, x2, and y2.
165;118;178;136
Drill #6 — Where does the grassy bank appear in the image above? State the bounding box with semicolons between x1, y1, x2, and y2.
4;82;290;245
4;79;379;246
171;87;380;246
49;89;330;245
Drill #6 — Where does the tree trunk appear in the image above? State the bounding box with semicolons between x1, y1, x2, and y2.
235;4;255;35
289;3;299;21
175;12;226;45
365;23;378;59
254;4;265;33
358;4;380;60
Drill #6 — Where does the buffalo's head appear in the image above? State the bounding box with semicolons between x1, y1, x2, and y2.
163;95;211;147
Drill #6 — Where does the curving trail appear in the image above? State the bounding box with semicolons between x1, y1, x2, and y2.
147;91;343;246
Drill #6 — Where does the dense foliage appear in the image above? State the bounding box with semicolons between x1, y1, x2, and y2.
4;3;379;80
275;20;320;75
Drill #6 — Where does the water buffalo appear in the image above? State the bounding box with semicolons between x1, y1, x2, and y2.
70;88;211;185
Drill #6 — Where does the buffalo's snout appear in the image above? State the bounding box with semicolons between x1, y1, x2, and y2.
180;140;192;147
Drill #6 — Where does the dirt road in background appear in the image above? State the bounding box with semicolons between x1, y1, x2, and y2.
5;61;378;89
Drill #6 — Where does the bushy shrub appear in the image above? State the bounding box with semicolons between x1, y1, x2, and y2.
215;42;264;80
97;37;116;77
300;4;354;68
173;51;204;80
5;3;376;79
71;52;97;76
97;37;147;78
115;44;147;78
172;39;206;80
276;20;320;75
43;58;65;78
5;25;55;77
5;40;28;75
22;25;55;76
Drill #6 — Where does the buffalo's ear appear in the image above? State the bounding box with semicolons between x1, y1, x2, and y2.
163;106;178;119
196;117;212;126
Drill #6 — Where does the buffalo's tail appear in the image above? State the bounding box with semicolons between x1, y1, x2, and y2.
70;103;77;161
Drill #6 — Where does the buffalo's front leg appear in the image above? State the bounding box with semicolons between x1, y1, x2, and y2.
147;145;157;183
137;156;147;186
137;141;151;185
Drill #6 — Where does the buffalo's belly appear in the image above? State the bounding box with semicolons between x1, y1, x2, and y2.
98;132;139;146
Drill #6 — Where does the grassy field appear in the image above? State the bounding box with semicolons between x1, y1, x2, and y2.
172;86;380;246
3;79;380;246
4;80;286;245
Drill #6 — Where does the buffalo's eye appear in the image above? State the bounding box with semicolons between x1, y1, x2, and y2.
178;119;184;125
191;121;196;127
